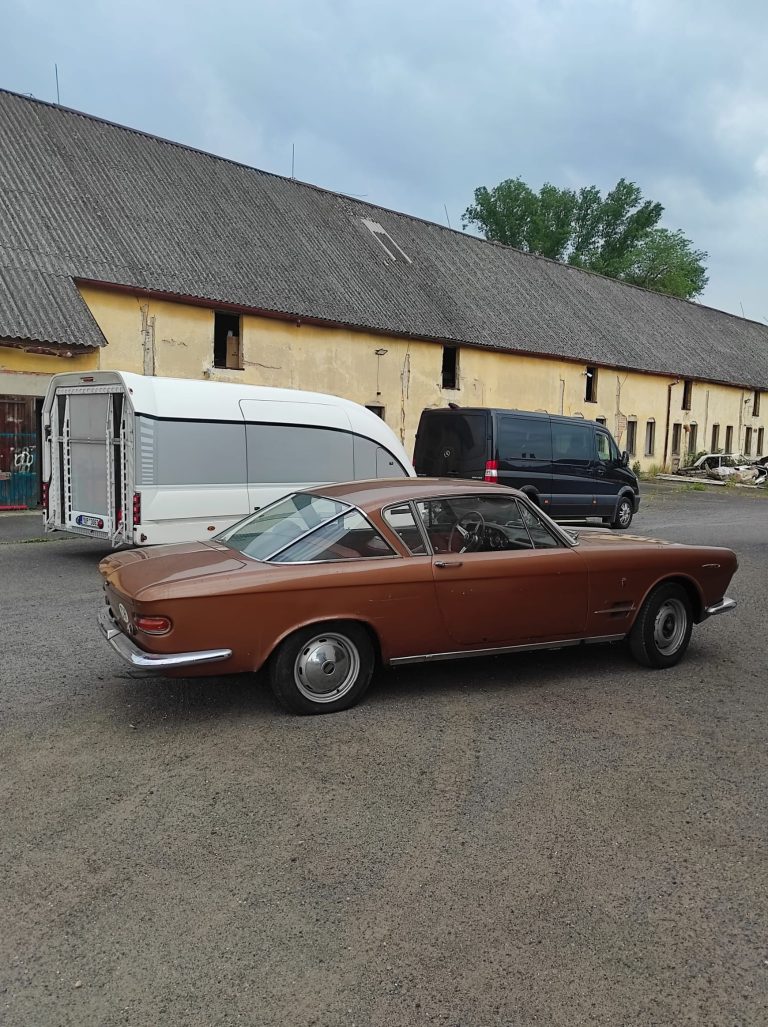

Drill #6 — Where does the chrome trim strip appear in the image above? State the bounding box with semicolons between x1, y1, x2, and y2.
389;633;626;665
98;608;232;670
704;596;737;617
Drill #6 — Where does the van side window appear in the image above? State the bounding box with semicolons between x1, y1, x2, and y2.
595;431;620;464
498;417;552;463
551;421;593;465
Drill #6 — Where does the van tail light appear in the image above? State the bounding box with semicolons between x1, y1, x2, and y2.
484;460;499;482
42;480;50;513
132;491;141;525
135;615;172;634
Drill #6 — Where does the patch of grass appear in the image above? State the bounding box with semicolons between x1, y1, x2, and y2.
682;483;707;492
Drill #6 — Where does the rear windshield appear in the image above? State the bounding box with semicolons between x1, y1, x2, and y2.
217;494;350;560
414;412;488;477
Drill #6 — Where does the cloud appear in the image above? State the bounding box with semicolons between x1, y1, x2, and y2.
2;0;768;318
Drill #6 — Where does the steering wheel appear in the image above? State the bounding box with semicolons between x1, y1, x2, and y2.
448;511;485;553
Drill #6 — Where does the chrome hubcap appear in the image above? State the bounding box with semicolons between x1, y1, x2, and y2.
619;501;632;526
294;633;360;704
653;599;687;655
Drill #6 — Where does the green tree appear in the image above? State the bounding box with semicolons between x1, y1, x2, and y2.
462;177;707;300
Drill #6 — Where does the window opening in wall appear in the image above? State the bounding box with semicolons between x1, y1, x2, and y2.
671;423;682;455
441;346;459;390
724;425;733;452
595;416;607;426
753;390;761;417
682;379;692;410
687;421;698;454
626;419;637;456
711;424;720;452
214;312;242;370
584;366;598;403
644;419;655;456
365;405;385;419
744;426;753;455
758;427;764;455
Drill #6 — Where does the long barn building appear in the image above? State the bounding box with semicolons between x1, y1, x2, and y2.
1;88;767;507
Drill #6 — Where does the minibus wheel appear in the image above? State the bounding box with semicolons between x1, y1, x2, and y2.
611;496;634;530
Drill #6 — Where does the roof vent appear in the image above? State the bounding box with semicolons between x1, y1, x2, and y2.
360;218;412;264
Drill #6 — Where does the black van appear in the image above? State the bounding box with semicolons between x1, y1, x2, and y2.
413;407;640;529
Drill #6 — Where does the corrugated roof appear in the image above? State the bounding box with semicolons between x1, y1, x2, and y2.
1;88;767;386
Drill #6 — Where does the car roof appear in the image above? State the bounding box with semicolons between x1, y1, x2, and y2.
304;477;521;510
419;407;603;425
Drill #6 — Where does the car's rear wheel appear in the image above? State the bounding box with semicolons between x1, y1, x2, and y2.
269;622;375;715
611;496;634;530
629;582;693;668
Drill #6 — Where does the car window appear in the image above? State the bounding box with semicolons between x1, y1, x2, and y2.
383;503;428;555
518;502;562;549
553;422;594;464
416;495;536;554
271;510;395;563
595;431;611;463
217;494;350;560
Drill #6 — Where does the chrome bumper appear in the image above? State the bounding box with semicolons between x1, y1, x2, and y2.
98;607;232;671
704;596;737;618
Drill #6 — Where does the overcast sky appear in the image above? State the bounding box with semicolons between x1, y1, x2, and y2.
3;0;768;322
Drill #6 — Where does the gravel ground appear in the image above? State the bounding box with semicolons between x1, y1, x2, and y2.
1;483;767;1026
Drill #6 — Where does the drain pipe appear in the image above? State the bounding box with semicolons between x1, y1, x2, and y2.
663;378;681;468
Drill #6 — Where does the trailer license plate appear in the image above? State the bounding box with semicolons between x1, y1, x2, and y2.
76;514;104;529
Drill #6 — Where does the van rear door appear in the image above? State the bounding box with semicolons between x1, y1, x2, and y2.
413;410;489;478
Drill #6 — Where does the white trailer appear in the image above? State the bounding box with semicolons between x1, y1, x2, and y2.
41;371;414;546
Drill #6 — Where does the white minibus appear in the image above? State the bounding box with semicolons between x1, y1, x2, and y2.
41;371;414;546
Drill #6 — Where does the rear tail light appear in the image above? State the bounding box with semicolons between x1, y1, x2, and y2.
132;491;141;525
135;615;172;634
42;480;50;513
484;460;499;482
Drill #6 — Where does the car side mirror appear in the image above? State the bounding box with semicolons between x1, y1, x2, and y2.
621;450;630;467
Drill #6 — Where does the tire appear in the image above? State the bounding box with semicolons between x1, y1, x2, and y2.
269;622;375;715
629;583;693;669
611;495;634;530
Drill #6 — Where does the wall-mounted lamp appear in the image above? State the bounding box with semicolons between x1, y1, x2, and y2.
374;348;388;357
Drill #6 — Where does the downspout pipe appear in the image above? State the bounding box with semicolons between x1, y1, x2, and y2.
663;379;681;468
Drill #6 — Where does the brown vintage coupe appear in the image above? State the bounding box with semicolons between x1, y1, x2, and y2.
98;479;737;714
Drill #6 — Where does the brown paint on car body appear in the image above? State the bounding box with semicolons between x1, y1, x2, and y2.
98;479;738;677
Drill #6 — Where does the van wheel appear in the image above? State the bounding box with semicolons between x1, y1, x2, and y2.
629;583;693;668
611;496;634;529
269;623;375;715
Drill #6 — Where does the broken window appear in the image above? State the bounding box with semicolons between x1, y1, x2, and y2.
724;425;733;452
213;312;243;370
441;347;459;390
711;424;720;452
745;427;753;455
596;416;607;426
753;390;761;417
644;419;655;456
584;366;598;403
758;427;764;456
671;423;682;455
682;379;692;411
365;405;385;419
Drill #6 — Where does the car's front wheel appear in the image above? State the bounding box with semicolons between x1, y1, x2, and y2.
611;496;634;529
629;582;693;668
269;622;375;714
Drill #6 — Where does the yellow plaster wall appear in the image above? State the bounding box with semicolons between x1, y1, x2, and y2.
76;287;767;469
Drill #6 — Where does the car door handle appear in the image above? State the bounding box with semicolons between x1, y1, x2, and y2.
435;560;463;568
